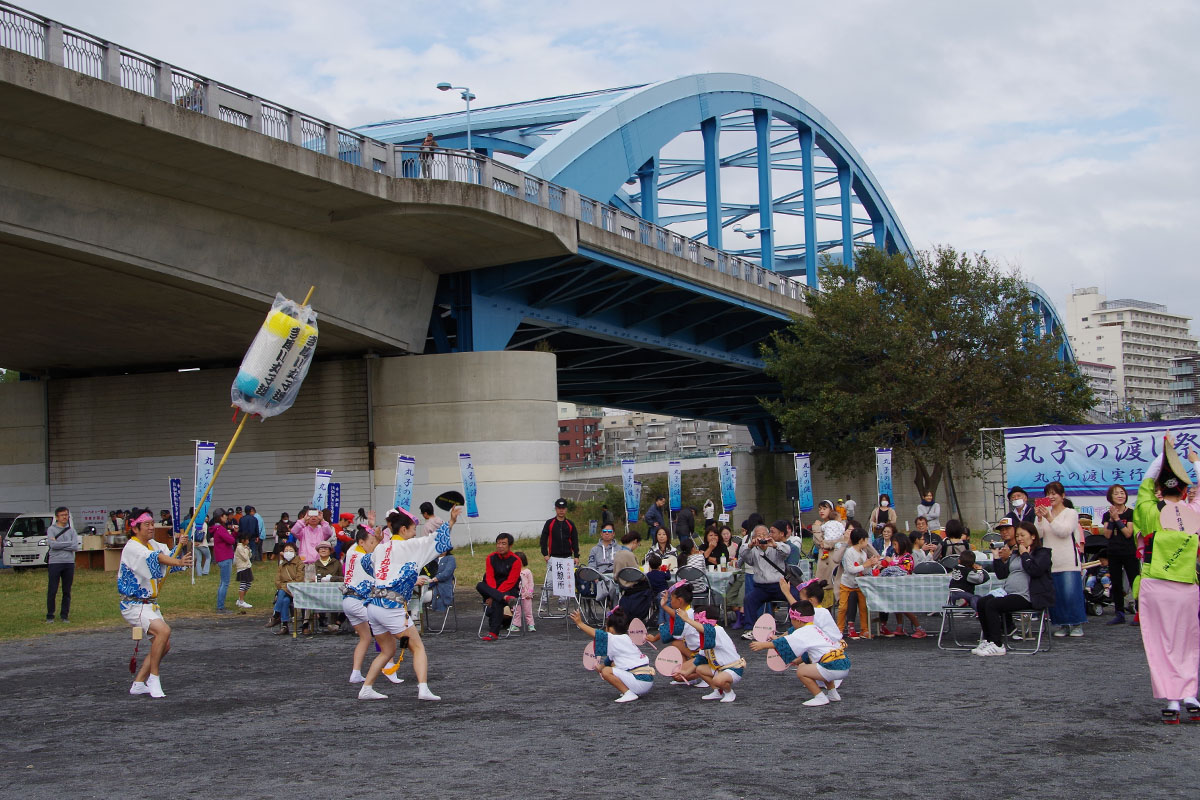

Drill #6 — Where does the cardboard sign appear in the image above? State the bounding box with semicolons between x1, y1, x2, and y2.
548;557;575;598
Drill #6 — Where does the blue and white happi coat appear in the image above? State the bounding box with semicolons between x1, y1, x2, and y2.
116;537;184;611
362;522;452;609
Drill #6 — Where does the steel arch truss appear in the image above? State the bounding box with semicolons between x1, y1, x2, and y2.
357;73;912;287
1027;282;1076;364
424;253;791;438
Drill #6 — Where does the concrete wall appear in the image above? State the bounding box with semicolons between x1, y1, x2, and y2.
0;381;48;511
371;351;560;545
1;361;372;519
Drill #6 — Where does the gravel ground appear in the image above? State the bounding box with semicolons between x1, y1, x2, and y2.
1;605;1196;799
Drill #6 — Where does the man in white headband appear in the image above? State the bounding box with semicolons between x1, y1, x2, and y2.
118;508;192;698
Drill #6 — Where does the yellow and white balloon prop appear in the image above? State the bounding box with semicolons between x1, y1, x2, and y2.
231;292;319;419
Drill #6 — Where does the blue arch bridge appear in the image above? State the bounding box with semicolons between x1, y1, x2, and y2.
0;6;1074;450
353;76;1075;443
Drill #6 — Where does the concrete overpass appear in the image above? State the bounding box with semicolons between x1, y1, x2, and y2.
0;7;809;538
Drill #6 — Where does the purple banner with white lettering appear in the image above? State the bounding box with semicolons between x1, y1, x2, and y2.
1004;418;1200;495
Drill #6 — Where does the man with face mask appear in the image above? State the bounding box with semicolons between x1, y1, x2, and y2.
1007;487;1035;525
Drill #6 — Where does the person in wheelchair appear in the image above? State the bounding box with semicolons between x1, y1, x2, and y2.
585;524;621;605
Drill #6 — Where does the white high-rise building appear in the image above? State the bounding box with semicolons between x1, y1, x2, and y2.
1066;287;1198;415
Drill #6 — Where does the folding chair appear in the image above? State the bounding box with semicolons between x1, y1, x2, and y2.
575;567;611;626
1005;609;1051;654
421;576;458;635
615;568;655;624
477;599;519;639
914;561;947;575
676;566;718;610
937;597;982;651
537;574;575;619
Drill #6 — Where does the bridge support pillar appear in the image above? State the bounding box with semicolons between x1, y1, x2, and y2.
370;350;561;543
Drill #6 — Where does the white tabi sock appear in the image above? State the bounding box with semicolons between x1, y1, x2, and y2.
349;670;364;684
418;682;440;701
147;674;165;698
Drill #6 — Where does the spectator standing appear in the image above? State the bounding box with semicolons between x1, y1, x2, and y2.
508;552;535;633
1007;486;1035;526
291;509;335;564
158;510;172;527
843;495;857;520
811;500;847;605
271;513;291;560
234;533;254;610
240;506;261;562
539;498;579;566
916;491;941;530
868;494;897;537
837;528;879;639
45;506;79;624
601;504;614;529
674;505;696;545
644;496;667;540
1100;483;1137;625
210;509;235;613
1035;481;1086;637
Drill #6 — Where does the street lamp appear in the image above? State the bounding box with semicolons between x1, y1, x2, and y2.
436;82;475;154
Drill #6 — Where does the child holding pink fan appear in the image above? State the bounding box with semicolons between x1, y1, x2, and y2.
570;608;654;703
671;605;745;703
751;599;851;707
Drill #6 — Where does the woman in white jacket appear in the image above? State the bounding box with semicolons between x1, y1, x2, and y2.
1034;481;1086;637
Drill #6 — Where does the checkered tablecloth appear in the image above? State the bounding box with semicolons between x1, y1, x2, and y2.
287;582;345;612
857;574;998;613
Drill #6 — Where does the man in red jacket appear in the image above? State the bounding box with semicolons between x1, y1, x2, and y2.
477;533;521;641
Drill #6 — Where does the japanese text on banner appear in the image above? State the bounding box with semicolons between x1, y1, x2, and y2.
459;453;479;518
311;469;332;510
794;453;814;512
668;461;682;513
394;454;415;512
622;460;638;522
875;448;893;499
718;451;737;511
1004;419;1200;494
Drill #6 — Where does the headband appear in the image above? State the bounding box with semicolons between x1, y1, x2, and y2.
797;578;817;592
818;499;835;509
788;610;814;623
668;579;688;594
131;512;154;527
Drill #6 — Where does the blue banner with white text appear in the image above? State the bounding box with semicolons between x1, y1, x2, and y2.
668;461;682;513
718;451;737;511
794;453;814;512
327;482;341;520
622;460;638;523
169;477;182;534
394;454;415;512
875;448;893;500
459;453;479;518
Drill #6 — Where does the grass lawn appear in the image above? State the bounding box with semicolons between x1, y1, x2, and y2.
0;532;590;641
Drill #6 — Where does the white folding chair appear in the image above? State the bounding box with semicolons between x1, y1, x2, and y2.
422;576;458;635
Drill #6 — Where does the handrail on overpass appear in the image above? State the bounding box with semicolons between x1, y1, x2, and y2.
0;0;812;303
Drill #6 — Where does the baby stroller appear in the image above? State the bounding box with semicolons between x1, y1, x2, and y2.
1081;534;1112;617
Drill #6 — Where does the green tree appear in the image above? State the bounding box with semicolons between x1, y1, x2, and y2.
761;246;1093;508
0;369;19;383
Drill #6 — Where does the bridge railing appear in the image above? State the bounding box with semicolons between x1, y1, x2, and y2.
393;145;809;301
1;0;809;304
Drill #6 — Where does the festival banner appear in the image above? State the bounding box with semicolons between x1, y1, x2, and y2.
311;468;333;510
169;477;182;534
394;454;415;512
327;482;341;520
622;459;638;522
875;448;893;500
794;453;814;512
1004;418;1200;495
718;450;737;511
634;481;643;518
668;461;682;513
459;453;479;518
193;441;216;540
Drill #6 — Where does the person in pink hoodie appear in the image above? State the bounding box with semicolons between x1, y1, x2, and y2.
210;508;237;613
291;509;335;564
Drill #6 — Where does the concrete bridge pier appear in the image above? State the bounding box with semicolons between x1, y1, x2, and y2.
370;350;561;544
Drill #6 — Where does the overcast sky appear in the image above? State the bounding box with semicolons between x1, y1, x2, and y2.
26;0;1200;320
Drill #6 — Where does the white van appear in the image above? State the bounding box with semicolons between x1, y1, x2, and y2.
2;513;54;570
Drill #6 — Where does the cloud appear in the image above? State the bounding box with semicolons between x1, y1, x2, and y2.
24;0;1200;318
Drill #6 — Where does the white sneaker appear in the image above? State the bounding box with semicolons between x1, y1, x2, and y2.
984;644;1007;656
1053;626;1069;638
719;690;737;703
833;679;843;688
357;685;388;700
803;693;831;707
741;631;755;641
970;641;993;655
615;691;639;703
1068;625;1084;638
240;600;253;609
349;671;364;684
825;687;842;702
129;681;151;696
418;684;441;701
146;675;166;698
701;689;723;700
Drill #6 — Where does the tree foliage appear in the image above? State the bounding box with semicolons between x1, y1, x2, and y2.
761;246;1093;497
